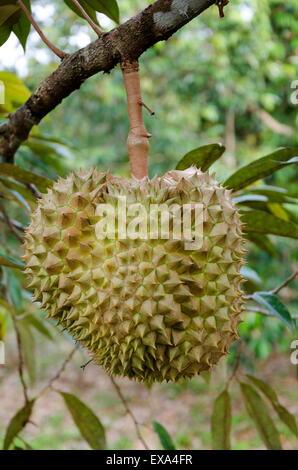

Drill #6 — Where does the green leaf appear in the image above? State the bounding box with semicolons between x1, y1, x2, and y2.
0;24;11;47
0;183;31;210
225;147;298;191
0;254;24;269
86;0;119;23
153;421;175;450
242;210;298;239
0;5;19;27
250;291;295;330
249;185;297;204
240;266;261;284
3;400;35;450
0;163;53;192
240;382;282;450
18;318;36;383
176;143;225;171
244;233;276;256
211;390;232;450
64;0;99;25
0;71;30;114
60;392;106;450
246;375;298;437
2;267;23;313
26;314;53;341
234;194;269;204
0;310;7;340
0;176;36;203
12;0;31;50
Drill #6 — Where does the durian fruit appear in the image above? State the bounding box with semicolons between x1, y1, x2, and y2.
23;167;245;383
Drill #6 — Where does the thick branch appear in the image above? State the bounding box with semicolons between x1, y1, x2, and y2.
0;0;216;162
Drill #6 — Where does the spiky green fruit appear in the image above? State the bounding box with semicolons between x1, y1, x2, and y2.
23;168;245;383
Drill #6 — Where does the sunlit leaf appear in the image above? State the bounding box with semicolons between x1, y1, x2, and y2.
211;390;231;450
0;72;30;114
153;421;176;450
60;392;106;450
240;382;282;450
176;143;225;171
0;310;7;340
267;203;289;221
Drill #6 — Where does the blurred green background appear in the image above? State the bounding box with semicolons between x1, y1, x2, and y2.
0;0;297;450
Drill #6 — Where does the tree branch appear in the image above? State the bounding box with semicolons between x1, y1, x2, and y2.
0;0;216;163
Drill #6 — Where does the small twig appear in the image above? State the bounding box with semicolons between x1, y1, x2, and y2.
11;315;29;404
26;183;41;199
109;375;150;450
216;0;229;18
17;0;67;59
38;346;77;397
0;200;23;242
69;0;102;36
271;270;298;295
80;358;93;370
140;101;155;116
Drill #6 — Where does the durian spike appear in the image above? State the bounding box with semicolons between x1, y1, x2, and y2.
121;60;151;179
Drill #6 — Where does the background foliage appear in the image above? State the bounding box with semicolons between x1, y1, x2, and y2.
0;0;297;450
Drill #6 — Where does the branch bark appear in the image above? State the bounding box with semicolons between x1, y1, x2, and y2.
0;0;216;163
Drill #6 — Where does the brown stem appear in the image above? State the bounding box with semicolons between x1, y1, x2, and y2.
121;61;150;179
216;0;229;18
109;375;150;450
17;0;67;59
69;0;103;36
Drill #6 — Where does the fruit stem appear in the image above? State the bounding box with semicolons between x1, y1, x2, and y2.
121;60;151;179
